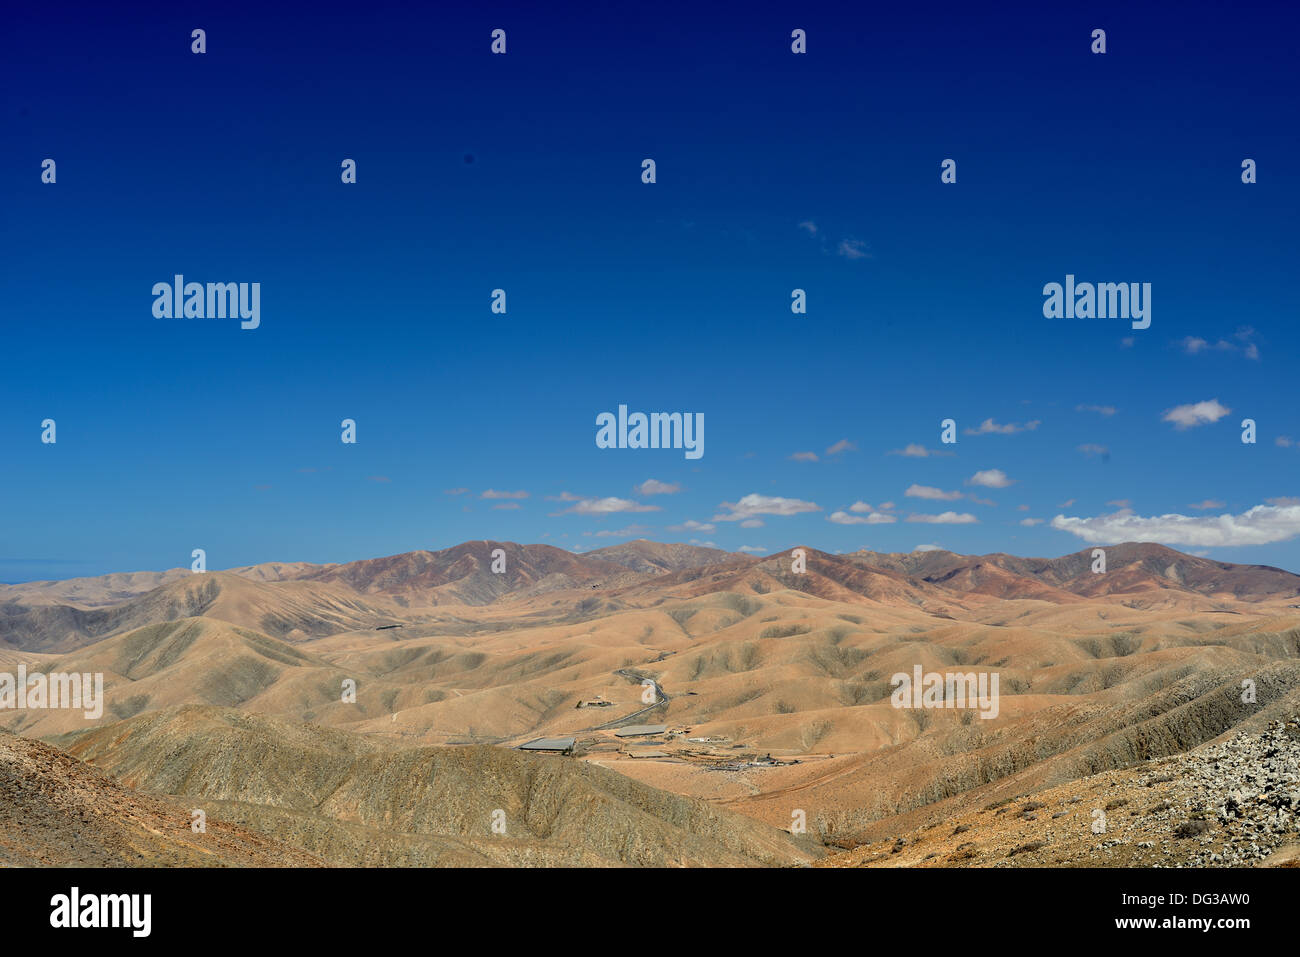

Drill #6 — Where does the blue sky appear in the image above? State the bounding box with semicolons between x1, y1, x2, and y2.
3;0;1299;581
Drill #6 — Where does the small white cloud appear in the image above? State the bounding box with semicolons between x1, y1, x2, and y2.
964;418;1040;436
668;519;716;532
1188;499;1225;511
1078;444;1108;458
968;469;1015;489
914;544;943;552
1162;398;1231;429
492;502;522;510
790;451;819;462
1277;437;1294;448
907;511;978;524
481;489;529;499
1075;404;1117;416
828;510;896;525
1019;518;1043;526
826;439;857;455
737;545;768;554
848;501;873;513
557;497;660;515
888;443;954;458
905;484;963;501
591;524;650;538
837;239;871;260
740;518;764;528
443;487;468;495
798;221;818;235
714;494;821;522
635;479;681;496
1178;328;1260;360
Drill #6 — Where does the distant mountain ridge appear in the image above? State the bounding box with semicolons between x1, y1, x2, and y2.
2;540;1298;653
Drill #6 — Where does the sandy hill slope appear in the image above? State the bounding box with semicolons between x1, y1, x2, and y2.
56;706;820;867
1;617;365;737
0;730;324;866
815;715;1300;868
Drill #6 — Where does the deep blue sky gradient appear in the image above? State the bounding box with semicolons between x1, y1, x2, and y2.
2;1;1298;579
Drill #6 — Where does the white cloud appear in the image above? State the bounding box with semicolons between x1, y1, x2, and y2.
1178;328;1260;360
1077;444;1108;457
492;502;522;510
481;489;529;499
914;544;943;552
888;443;953;457
714;493;821;522
546;491;583;501
1267;497;1300;507
837;239;871;260
905;484;963;501
789;451;819;462
443;487;468;495
740;518;764;528
557;497;660;515
1076;404;1117;416
907;511;978;524
1277;437;1294;448
1050;503;1300;546
798;221;818;235
1188;499;1225;511
668;519;715;532
828;510;897;525
968;469;1015;488
848;501;873;512
737;545;768;554
590;524;650;538
1162;398;1230;429
964;418;1040;435
1019;518;1043;526
826;439;857;455
635;479;681;496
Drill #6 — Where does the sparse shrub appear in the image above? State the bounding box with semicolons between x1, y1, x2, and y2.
1008;840;1047;857
1173;819;1210;839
